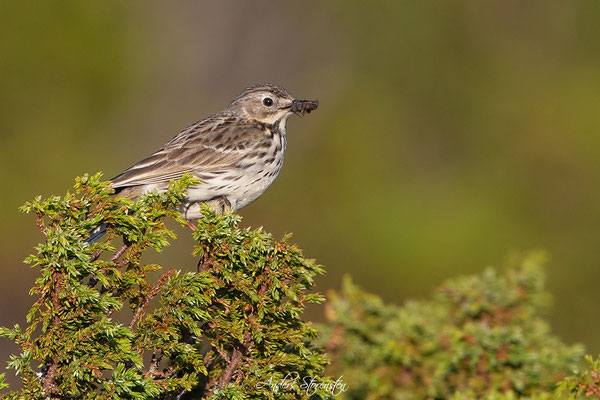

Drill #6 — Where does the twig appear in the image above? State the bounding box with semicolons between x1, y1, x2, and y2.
129;269;176;330
110;243;129;263
41;362;58;398
213;281;267;390
175;389;187;400
41;272;64;397
214;345;231;364
90;250;103;262
216;331;253;390
187;220;197;231
35;213;46;233
197;252;213;272
87;230;117;273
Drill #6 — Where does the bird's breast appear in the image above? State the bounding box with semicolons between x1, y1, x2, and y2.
232;131;286;208
185;131;287;210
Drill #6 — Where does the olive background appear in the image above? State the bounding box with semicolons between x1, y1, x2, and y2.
1;0;600;371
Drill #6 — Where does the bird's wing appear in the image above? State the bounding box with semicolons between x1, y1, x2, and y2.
111;115;266;189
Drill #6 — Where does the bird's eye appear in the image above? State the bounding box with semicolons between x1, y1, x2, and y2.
262;97;274;107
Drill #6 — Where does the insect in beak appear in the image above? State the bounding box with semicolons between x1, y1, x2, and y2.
289;99;319;115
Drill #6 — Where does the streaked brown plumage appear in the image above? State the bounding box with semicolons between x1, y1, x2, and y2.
110;83;318;219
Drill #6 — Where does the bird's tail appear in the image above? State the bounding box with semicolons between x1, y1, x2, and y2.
87;223;107;244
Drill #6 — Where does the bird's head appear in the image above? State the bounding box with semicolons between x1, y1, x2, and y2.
227;83;319;125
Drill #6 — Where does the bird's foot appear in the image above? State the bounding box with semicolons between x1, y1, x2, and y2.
216;196;232;213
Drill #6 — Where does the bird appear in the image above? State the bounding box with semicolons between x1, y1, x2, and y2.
88;83;318;243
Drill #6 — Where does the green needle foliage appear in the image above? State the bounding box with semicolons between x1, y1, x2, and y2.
558;355;600;399
0;173;329;399
320;253;585;400
2;173;597;400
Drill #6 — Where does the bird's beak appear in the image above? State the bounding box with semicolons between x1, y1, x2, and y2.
289;99;319;114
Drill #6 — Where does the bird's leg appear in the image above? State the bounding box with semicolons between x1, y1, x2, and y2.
182;196;231;222
180;202;198;230
217;196;232;213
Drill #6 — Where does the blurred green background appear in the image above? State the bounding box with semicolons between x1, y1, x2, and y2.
1;0;600;367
